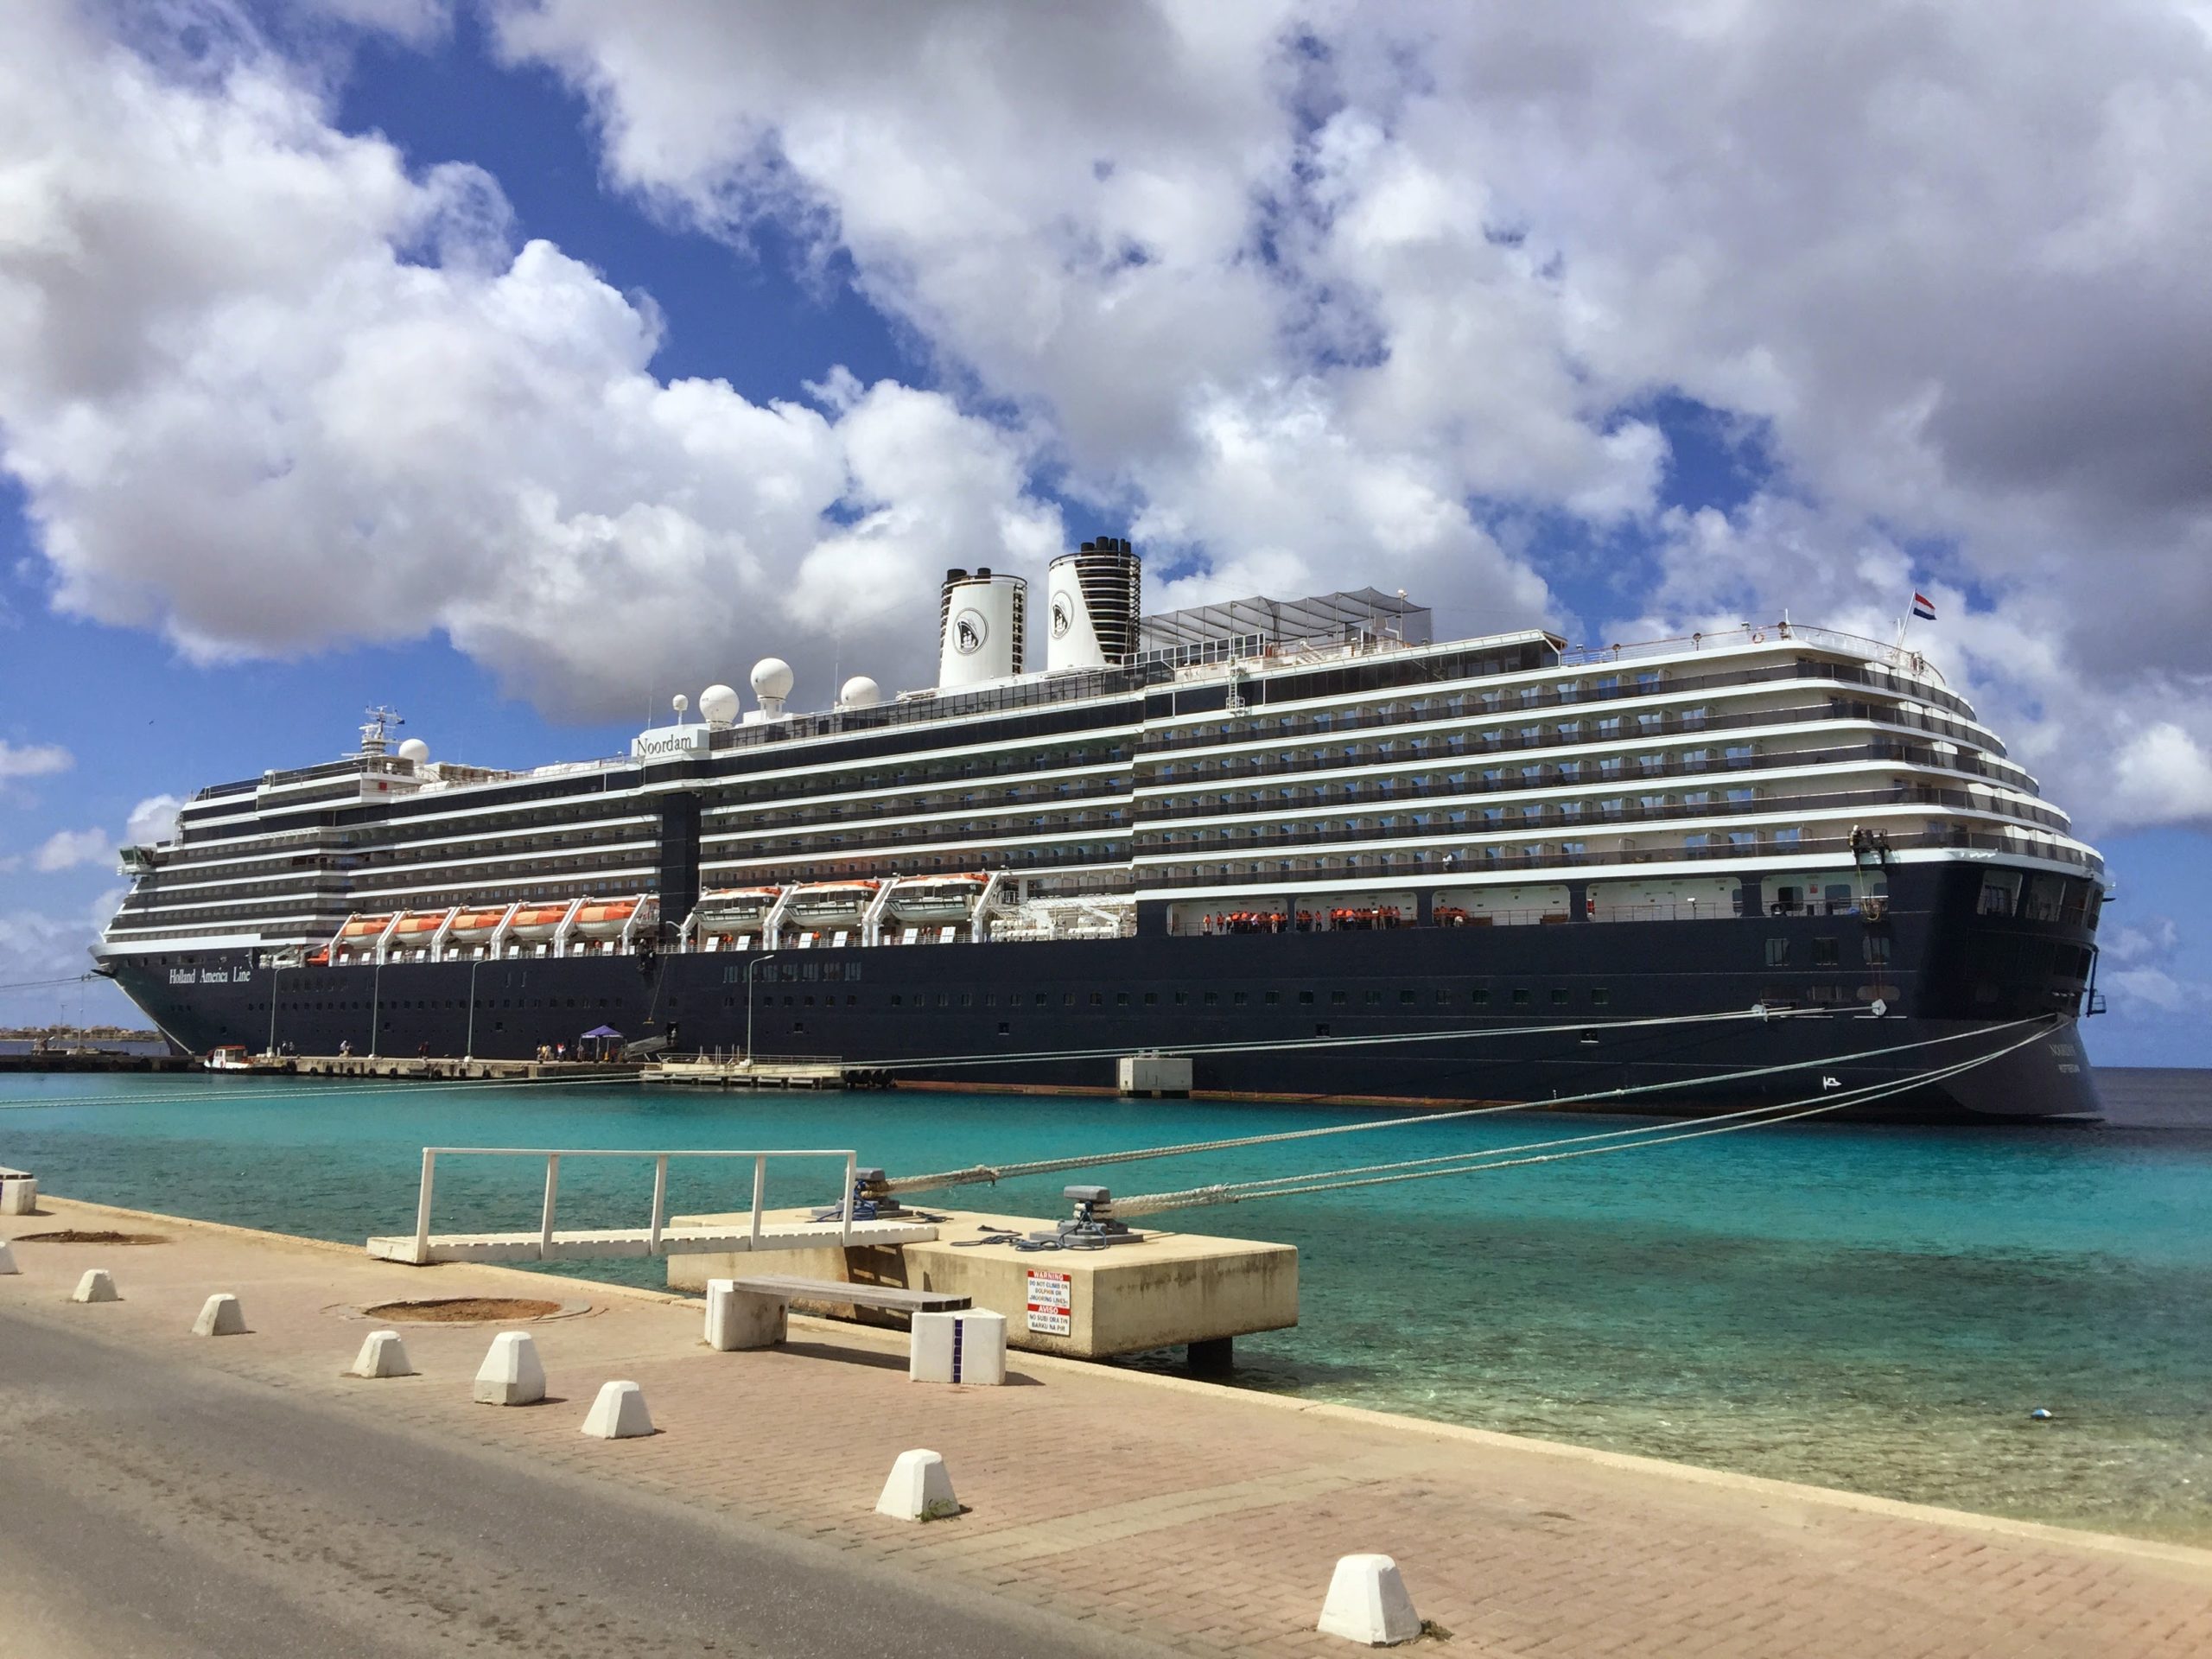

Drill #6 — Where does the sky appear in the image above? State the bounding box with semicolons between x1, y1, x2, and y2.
3;0;2210;1064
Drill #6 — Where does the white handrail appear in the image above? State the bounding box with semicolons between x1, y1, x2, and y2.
410;1146;859;1262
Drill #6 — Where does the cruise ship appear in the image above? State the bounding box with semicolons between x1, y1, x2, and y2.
95;539;2107;1119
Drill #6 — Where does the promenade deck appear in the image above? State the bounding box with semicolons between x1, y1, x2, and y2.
7;1194;2208;1657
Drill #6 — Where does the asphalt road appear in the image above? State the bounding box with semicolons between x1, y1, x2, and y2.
0;1313;1160;1659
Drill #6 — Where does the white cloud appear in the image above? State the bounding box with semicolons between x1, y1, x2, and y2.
124;792;184;847
0;740;71;781
0;1;1063;714
30;826;113;873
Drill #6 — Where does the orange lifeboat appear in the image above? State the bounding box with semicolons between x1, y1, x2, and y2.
507;902;574;943
571;897;655;940
448;906;512;936
389;910;449;938
339;914;395;940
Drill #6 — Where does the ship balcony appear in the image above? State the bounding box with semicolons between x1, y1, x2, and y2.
1137;655;1992;758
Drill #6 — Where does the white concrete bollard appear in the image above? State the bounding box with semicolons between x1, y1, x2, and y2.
348;1330;415;1377
909;1309;1007;1386
1318;1554;1421;1647
191;1293;247;1337
472;1331;546;1406
0;1174;35;1216
580;1380;655;1440
704;1278;785;1351
875;1448;959;1522
72;1268;119;1303
0;1239;17;1274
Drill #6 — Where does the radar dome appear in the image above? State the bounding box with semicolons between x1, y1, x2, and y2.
671;692;690;715
698;683;741;726
838;676;882;709
749;658;794;700
397;738;429;764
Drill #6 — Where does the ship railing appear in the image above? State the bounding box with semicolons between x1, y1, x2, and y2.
409;1146;861;1264
1560;621;1947;686
1139;826;2103;891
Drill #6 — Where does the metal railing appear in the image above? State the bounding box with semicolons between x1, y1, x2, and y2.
410;1146;860;1262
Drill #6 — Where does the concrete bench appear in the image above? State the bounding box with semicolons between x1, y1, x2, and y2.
0;1166;35;1217
704;1274;969;1351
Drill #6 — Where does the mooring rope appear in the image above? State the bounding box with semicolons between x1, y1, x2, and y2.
882;1014;2056;1197
1111;1020;2056;1216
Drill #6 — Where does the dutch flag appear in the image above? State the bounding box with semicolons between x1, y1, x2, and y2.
1911;591;1937;620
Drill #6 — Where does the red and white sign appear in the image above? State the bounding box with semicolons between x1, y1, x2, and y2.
1025;1268;1071;1337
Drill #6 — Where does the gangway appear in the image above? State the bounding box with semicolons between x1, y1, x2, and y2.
366;1146;938;1265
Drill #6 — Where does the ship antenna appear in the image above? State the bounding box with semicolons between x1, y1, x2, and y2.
359;706;404;757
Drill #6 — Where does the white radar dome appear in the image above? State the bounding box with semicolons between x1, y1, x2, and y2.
397;738;429;764
748;658;794;701
698;683;741;726
671;692;690;715
838;676;882;709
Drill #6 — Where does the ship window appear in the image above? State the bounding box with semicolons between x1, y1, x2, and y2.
1116;992;1128;1006
1089;991;1103;1006
1035;993;1048;1007
1330;990;1348;1005
1469;988;1490;1006
1511;988;1532;1007
1233;991;1247;1006
1064;992;1075;1006
1813;938;1840;968
937;993;950;1007
1400;989;1417;1004
890;994;903;1007
1863;935;1891;964
847;995;857;1006
1264;990;1280;1005
1765;938;1789;967
1314;1023;1331;1037
1204;991;1218;1007
1551;988;1571;1006
1591;988;1611;1006
1363;988;1382;1005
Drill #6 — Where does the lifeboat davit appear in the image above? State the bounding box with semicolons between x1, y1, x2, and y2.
507;902;573;943
887;873;988;924
571;896;654;940
785;880;880;930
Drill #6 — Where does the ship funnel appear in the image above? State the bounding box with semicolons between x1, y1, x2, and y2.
938;568;1027;689
1046;537;1141;672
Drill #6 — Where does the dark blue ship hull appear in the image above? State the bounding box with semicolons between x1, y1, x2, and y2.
106;863;2101;1121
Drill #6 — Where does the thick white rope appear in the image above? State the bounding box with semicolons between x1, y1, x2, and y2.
884;1014;2055;1196
1115;1021;2056;1216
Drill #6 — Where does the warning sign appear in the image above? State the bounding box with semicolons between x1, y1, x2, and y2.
1025;1268;1071;1337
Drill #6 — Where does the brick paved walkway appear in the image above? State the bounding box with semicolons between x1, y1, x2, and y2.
6;1197;2209;1656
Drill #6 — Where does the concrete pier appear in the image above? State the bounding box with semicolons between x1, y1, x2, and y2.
643;1056;893;1090
7;1194;2210;1658
668;1205;1298;1362
289;1055;637;1082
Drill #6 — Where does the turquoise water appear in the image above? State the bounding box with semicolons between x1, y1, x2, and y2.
3;1070;2209;1542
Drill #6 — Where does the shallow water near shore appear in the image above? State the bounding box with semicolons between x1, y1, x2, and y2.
4;1066;2209;1543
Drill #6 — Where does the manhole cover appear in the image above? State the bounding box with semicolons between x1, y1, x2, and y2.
360;1296;564;1324
14;1229;168;1246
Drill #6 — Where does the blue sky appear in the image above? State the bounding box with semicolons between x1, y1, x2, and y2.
3;2;2209;1064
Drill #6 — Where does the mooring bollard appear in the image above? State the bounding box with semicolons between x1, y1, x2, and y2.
348;1330;415;1377
875;1448;959;1521
71;1268;119;1304
0;1239;17;1274
580;1380;655;1439
191;1293;247;1337
1318;1554;1421;1646
909;1309;1008;1386
472;1331;546;1406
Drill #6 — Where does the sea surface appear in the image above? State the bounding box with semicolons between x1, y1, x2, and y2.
3;1066;2207;1543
